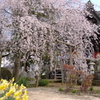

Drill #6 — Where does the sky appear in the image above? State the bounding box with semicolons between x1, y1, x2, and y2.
84;0;100;11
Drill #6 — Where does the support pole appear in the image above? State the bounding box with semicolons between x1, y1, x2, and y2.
69;46;73;65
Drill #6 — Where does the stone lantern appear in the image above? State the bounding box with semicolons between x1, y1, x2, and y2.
89;61;95;74
96;54;100;72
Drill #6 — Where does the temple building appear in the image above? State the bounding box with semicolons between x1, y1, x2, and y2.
85;0;100;58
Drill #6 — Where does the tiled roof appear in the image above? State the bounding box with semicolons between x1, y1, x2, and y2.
96;11;100;18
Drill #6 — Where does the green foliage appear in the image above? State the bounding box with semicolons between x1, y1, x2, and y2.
58;88;64;91
38;79;50;86
1;68;12;80
80;74;94;92
27;84;35;88
4;96;15;100
0;78;28;100
16;77;29;87
96;90;100;94
89;86;94;91
71;90;77;93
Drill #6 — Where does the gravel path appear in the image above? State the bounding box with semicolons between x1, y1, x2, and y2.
28;87;100;100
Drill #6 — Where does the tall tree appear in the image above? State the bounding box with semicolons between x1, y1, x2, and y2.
0;0;96;79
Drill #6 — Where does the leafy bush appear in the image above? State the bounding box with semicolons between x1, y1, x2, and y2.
16;77;29;87
0;78;28;100
38;79;49;86
63;64;94;92
89;86;94;91
80;74;94;92
71;90;77;93
1;68;12;80
58;88;64;91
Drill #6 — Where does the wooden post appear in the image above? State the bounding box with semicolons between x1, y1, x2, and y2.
69;46;73;65
60;55;64;84
57;40;74;65
56;40;75;83
0;51;2;79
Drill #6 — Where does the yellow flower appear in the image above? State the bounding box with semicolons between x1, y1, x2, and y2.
5;91;13;97
20;84;26;90
0;79;28;100
11;78;15;82
10;83;13;87
14;90;22;97
22;90;28;100
10;86;16;92
14;83;17;86
2;80;8;84
24;90;28;94
22;95;28;100
6;86;16;96
0;85;7;90
14;83;18;90
0;98;3;100
14;83;18;89
0;79;4;82
0;96;6;100
15;96;21;100
0;80;9;91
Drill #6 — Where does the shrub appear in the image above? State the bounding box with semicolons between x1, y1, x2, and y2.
71;90;77;93
58;88;64;91
89;86;94;91
16;77;29;87
1;68;12;80
38;79;49;86
80;74;94;92
63;64;80;88
0;78;28;100
63;64;94;92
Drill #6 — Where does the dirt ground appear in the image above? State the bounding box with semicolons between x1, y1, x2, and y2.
28;83;100;100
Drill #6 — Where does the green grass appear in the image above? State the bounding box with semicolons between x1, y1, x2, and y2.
95;90;100;94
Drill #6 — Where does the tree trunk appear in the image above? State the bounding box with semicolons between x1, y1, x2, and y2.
0;51;2;79
35;61;41;87
13;52;21;80
35;75;39;87
24;62;27;72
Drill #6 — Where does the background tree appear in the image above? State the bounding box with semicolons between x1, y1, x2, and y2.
0;0;96;80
